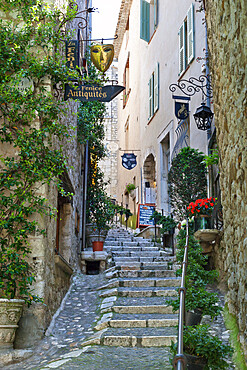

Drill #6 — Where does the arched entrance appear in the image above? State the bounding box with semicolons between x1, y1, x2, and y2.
143;154;156;204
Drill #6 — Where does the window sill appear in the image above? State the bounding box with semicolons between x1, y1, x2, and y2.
123;88;131;108
148;29;157;45
147;109;158;125
55;254;73;275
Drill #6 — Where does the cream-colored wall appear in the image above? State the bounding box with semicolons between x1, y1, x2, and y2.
116;0;210;216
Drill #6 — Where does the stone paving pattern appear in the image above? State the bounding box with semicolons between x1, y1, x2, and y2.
4;227;235;369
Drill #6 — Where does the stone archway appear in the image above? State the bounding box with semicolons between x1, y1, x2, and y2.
143;154;156;204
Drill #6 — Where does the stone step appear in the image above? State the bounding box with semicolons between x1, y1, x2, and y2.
105;241;153;247
101;327;177;347
141;262;176;270
118;287;178;297
118;270;176;278
112;251;161;258
114;257;164;264
112;313;178;321
118;277;181;288
112;305;175;314
109;318;178;328
105;246;160;252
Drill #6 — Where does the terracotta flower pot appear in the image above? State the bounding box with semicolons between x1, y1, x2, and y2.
0;298;24;352
92;241;104;252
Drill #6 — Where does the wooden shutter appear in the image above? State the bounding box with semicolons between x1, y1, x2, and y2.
148;75;154;119
154;62;159;113
178;23;186;75
154;0;158;29
140;0;150;42
187;3;195;64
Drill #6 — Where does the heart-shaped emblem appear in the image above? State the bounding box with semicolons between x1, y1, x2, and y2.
90;44;114;73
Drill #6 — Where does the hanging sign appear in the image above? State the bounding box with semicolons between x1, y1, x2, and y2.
66;40;79;70
175;101;189;120
64;84;124;102
121;153;137;170
137;204;155;227
90;44;114;73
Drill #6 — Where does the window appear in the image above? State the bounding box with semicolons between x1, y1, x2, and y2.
140;0;158;42
179;4;195;75
148;63;159;120
123;55;130;107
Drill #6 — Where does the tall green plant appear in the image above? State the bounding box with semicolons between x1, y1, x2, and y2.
168;147;207;220
0;1;79;303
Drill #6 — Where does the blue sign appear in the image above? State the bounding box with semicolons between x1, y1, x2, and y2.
175;101;189;120
121;153;137;170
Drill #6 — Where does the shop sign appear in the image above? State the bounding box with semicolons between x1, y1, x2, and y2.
121;153;137;170
64;84;124;102
175;101;189;120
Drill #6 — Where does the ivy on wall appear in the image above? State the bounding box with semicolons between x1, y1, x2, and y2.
0;0;79;303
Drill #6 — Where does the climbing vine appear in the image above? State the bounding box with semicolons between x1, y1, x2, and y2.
0;0;80;303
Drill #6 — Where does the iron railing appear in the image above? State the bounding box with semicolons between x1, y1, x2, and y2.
173;218;189;369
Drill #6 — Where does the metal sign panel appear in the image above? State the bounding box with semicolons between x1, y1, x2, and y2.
121;153;137;170
175;101;189;120
66;40;79;71
64;84;125;102
137;204;155;227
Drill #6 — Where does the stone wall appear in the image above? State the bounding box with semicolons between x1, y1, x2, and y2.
206;0;247;356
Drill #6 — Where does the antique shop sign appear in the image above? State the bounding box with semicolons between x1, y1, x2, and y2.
121;153;137;170
64;84;125;102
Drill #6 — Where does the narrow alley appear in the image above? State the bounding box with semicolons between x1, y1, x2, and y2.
4;227;234;369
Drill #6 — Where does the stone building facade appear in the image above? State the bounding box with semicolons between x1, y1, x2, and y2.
0;0;91;349
206;0;247;356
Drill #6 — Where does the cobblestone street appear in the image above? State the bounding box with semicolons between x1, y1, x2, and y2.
4;227;235;369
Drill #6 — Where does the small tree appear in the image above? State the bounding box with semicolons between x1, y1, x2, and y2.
168;147;207;220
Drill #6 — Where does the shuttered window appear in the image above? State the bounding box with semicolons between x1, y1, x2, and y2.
154;0;158;29
187;3;195;64
140;0;150;42
148;75;154;119
148;62;159;121
178;4;195;76
154;62;159;113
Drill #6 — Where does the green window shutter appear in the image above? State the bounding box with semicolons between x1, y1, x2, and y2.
178;23;186;75
154;62;159;113
148;75;154;119
154;0;158;29
140;0;150;42
187;3;195;64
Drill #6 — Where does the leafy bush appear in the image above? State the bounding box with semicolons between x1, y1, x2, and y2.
168;147;207;220
170;325;233;369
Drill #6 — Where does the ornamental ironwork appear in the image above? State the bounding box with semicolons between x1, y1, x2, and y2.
169;75;213;99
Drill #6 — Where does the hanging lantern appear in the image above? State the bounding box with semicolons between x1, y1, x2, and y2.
193;102;214;131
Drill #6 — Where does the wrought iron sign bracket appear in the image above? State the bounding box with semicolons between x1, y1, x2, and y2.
169;74;213;100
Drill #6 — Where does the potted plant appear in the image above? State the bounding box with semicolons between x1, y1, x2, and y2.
0;241;41;351
170;325;233;369
125;183;136;199
187;197;217;230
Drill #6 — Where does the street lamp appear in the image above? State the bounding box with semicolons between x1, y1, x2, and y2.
193;102;214;131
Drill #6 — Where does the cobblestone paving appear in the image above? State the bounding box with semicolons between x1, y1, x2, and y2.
4;228;236;370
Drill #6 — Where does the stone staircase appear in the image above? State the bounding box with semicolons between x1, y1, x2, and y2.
87;227;180;348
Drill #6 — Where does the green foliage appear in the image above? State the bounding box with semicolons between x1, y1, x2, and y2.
170;325;233;369
203;148;219;167
150;211;177;234
168;147;207;220
125;183;136;193
167;225;220;319
223;304;247;369
0;1;79;303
